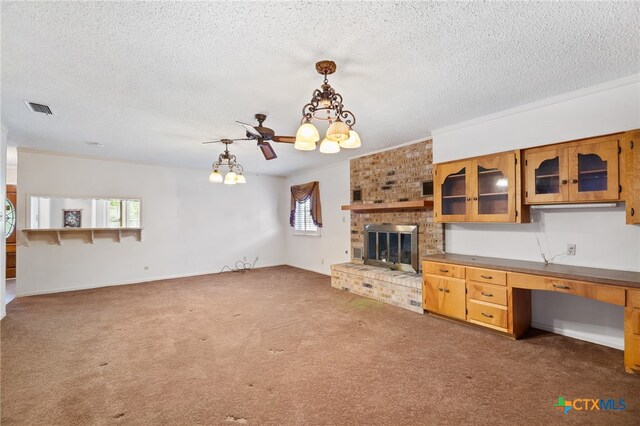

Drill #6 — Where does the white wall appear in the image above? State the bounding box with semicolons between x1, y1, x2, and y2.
284;161;351;275
1;125;8;319
17;150;286;296
433;75;640;349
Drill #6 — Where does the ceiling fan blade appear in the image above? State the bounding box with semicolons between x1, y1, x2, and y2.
272;135;296;144
202;138;252;144
259;142;278;160
236;121;262;138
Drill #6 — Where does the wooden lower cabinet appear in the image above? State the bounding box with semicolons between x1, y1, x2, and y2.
423;259;640;374
422;275;466;320
422;261;528;337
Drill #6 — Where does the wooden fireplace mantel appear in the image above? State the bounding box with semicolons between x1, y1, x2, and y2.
341;200;433;213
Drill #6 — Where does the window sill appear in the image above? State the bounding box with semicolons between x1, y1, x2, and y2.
293;231;321;237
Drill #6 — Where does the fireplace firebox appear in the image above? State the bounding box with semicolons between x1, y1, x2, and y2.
363;224;418;273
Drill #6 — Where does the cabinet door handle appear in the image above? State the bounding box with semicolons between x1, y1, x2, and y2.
473;197;478;201
437;288;444;292
561;179;568;184
481;312;494;318
438;268;449;273
480;292;493;297
466;197;471;201
631;208;635;217
571;179;578;184
444;289;450;293
553;284;571;290
480;275;493;280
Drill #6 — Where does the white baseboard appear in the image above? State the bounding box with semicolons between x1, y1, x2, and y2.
531;321;624;350
284;263;331;276
15;263;285;297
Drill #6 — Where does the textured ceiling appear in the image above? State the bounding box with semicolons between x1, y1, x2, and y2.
2;1;639;176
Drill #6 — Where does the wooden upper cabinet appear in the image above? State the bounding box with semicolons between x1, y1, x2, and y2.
624;129;640;224
524;134;621;204
470;152;518;222
434;160;470;222
524;148;568;204
434;151;524;223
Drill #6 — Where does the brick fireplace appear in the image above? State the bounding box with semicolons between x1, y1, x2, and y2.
331;140;444;313
350;140;444;268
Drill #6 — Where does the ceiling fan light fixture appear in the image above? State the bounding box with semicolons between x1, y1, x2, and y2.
236;173;247;184
340;130;361;149
209;169;223;183
224;171;237;185
326;118;350;142
319;138;340;154
295;122;320;143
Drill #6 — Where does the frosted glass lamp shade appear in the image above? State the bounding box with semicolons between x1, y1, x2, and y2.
236;173;247;184
294;139;317;151
326;119;350;142
224;171;237;185
340;130;361;149
295;122;320;151
209;170;223;183
319;138;340;154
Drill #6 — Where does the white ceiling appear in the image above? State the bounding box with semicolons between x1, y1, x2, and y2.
2;1;639;176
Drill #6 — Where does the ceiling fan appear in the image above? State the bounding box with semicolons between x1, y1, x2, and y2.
202;113;296;160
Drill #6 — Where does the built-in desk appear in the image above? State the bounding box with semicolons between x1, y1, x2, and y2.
422;253;640;374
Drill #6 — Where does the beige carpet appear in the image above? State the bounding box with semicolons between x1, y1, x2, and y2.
1;265;638;425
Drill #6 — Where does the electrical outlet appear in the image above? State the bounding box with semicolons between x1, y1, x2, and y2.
566;243;576;256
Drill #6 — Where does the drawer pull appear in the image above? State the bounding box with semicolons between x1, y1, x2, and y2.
480;292;494;297
481;312;494;318
553;284;571;290
437;288;444;292
444;289;450;293
438;268;449;273
480;275;493;280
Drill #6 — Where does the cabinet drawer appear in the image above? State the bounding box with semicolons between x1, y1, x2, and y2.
423;261;465;279
467;282;507;306
466;267;506;286
508;273;626;306
467;299;508;329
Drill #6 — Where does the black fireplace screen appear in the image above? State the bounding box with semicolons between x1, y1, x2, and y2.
364;224;418;273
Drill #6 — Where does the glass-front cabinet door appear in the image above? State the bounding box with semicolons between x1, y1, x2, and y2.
434;160;469;222
524;148;568;204
470;152;517;222
568;138;619;202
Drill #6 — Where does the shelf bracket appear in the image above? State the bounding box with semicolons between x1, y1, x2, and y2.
55;231;62;246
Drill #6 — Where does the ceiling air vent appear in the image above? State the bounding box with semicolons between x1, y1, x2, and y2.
24;101;53;115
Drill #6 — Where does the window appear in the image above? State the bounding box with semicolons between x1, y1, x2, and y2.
294;198;320;235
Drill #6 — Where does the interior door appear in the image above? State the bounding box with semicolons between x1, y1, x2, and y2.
434;160;470;222
525;148;568;204
469;152;516;222
568;138;620;202
5;185;16;279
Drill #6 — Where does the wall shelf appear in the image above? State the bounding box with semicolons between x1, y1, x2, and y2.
22;227;143;246
341;200;433;213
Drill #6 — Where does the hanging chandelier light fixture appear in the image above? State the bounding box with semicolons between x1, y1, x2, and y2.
295;60;361;154
209;140;246;185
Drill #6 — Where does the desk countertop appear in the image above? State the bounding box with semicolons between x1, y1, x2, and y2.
422;253;640;289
